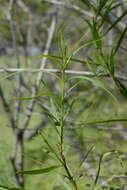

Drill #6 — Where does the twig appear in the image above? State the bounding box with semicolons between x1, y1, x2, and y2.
0;68;127;81
6;1;25;187
45;0;126;32
26;119;48;140
7;1;23;126
0;85;16;130
22;15;56;131
44;0;93;18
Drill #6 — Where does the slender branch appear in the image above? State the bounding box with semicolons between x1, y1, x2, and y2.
10;129;24;187
45;0;126;32
10;130;19;184
10;130;19;185
59;58;78;190
7;2;23;126
22;15;56;131
0;68;127;81
26;119;48;140
17;129;24;187
5;1;26;187
44;0;93;18
0;85;16;130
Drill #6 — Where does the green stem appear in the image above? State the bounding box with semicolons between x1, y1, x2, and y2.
60;63;78;190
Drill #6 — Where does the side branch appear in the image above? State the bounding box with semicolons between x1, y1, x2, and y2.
0;85;16;130
0;68;127;81
22;15;56;131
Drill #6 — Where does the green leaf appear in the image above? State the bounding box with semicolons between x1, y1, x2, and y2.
0;72;19;82
109;26;127;76
21;165;61;175
16;96;39;101
16;92;58;100
39;54;87;65
109;48;115;76
92;152;112;190
92;154;103;189
91;19;102;49
114;150;124;169
39;132;62;163
110;2;123;11
0;185;26;190
115;79;127;99
103;152;113;159
99;0;114;27
97;0;108;15
79;145;95;167
49;97;60;136
79;118;127;126
67;81;82;94
69;76;116;100
58;32;68;61
106;9;127;34
50;98;58;119
64;98;76;120
114;26;127;55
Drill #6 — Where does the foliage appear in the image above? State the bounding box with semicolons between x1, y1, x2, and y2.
0;0;127;190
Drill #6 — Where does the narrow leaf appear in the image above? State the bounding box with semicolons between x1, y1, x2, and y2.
91;19;102;49
115;79;127;99
21;165;60;175
69;76;116;100
39;54;87;65
92;154;103;189
16;92;58;101
114;26;127;55
92;152;112;189
39;132;62;163
79;145;95;167
109;48;115;76
106;9;127;34
0;72;19;82
99;0;114;27
0;185;26;190
79;118;127;126
97;0;108;15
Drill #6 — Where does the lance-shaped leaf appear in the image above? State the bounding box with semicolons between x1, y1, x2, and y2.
97;0;108;16
92;151;113;190
91;19;102;50
20;165;61;175
0;185;26;190
80;118;127;126
69;75;116;100
79;145;95;167
114;26;127;55
0;72;19;82
109;48;115;76
109;26;127;77
99;0;114;27
39;54;87;65
106;9;127;34
110;2;123;11
115;79;127;100
39;132;62;163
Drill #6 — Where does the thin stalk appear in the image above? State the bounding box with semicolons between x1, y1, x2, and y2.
100;50;125;97
60;63;78;190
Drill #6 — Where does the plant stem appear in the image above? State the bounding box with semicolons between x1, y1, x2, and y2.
60;63;78;190
100;50;126;97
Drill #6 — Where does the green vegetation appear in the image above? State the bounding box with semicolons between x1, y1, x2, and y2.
0;0;127;190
